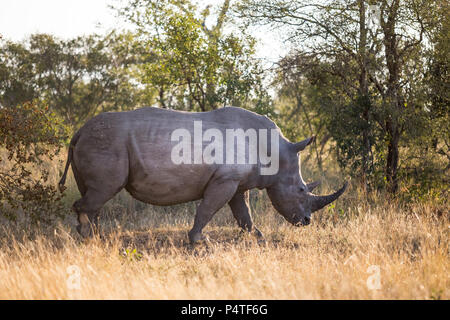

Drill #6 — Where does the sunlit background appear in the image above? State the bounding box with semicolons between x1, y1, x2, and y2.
0;0;285;64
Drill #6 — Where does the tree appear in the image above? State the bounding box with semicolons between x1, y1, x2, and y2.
425;0;449;164
238;0;438;193
274;55;334;173
117;0;269;112
401;0;450;197
0;32;153;128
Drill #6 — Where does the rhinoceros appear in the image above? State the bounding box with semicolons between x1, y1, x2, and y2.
58;106;347;243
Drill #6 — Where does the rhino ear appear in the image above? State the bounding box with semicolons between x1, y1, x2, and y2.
307;180;321;191
292;136;315;153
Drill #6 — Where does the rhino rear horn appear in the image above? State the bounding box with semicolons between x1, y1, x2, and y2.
310;182;348;212
307;180;321;191
292;136;315;153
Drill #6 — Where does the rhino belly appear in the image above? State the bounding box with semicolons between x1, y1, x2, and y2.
125;163;216;206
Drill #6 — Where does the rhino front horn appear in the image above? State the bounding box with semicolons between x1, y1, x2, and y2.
310;182;348;212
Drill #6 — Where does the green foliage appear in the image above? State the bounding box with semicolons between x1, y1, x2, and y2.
119;0;269;112
0;32;154;128
329;96;377;177
242;0;448;195
0;102;68;223
122;248;143;262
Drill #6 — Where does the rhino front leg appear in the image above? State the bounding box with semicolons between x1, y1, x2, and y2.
188;179;239;244
228;191;264;240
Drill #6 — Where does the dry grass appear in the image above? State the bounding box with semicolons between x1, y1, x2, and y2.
0;181;448;299
0;152;448;299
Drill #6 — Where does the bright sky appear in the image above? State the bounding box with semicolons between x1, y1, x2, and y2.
0;0;285;64
0;0;118;41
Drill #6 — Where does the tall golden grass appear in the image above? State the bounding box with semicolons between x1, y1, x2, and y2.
0;155;448;299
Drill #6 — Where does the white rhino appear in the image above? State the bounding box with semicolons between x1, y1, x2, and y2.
59;107;347;243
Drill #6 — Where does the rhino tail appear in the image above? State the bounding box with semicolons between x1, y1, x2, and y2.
58;130;81;193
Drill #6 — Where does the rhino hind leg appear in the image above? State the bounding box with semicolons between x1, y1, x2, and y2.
228;191;264;242
73;188;122;238
71;147;129;238
188;178;239;244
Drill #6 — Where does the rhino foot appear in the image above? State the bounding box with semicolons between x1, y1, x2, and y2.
77;213;95;239
256;238;267;246
253;227;264;239
188;231;208;244
238;227;266;245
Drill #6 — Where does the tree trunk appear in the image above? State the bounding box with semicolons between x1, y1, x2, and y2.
386;124;400;193
358;0;372;192
382;0;402;194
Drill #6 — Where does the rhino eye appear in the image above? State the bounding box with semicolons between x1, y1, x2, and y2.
299;187;305;192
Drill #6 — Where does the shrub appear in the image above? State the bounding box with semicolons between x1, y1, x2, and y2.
0;101;68;224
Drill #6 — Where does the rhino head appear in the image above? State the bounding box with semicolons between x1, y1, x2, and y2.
266;136;347;226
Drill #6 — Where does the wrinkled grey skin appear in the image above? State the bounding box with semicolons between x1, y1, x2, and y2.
59;107;347;243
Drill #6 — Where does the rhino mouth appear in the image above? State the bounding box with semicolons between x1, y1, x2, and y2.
302;216;311;226
292;215;311;226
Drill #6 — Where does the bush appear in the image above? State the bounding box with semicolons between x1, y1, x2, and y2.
0;101;68;224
